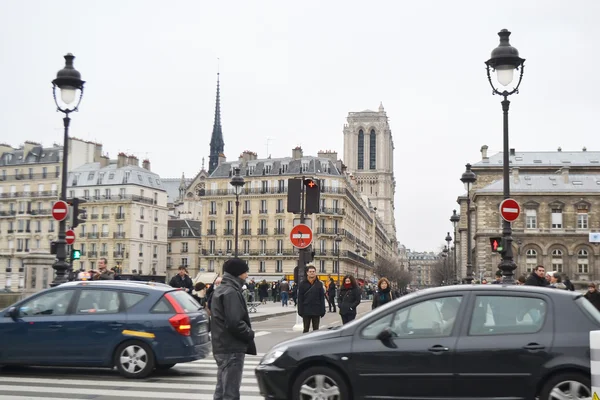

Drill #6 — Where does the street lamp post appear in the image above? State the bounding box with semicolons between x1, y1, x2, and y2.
229;168;245;257
486;29;525;283
450;210;460;282
335;234;343;284
442;246;449;285
51;54;85;287
461;164;477;284
445;232;452;283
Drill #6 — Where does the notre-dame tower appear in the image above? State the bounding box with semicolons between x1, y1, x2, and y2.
343;103;397;237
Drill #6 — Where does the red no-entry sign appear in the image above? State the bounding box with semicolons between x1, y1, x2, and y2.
52;200;69;221
290;224;313;249
65;229;76;245
500;198;521;222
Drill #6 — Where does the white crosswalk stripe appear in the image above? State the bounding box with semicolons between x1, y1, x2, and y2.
0;355;266;400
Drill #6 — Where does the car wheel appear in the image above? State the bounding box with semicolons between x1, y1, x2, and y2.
114;341;155;379
291;366;349;400
539;372;591;400
156;363;176;370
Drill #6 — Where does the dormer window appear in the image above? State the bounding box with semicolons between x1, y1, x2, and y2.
248;165;255;175
265;164;272;174
301;161;309;173
281;163;289;173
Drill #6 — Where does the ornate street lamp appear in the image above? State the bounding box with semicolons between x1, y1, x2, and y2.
461;164;477;284
229;168;245;256
445;232;452;283
51;54;85;286
442;246;449;285
450;209;460;282
486;29;525;283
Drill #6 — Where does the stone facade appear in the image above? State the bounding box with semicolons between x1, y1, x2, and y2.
458;146;600;284
166;219;202;281
174;147;396;283
342;103;397;238
407;251;441;287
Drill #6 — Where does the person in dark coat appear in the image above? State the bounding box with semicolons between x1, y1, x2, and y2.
168;266;193;294
327;278;337;312
297;264;326;333
338;274;362;324
524;265;549;287
585;283;600;311
210;258;256;400
372;277;394;309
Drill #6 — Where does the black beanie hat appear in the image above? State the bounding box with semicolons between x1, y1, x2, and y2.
223;258;249;277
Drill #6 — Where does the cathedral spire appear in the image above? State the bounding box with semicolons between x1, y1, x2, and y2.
208;73;224;174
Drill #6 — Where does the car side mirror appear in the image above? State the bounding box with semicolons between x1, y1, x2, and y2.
7;306;19;320
376;327;397;348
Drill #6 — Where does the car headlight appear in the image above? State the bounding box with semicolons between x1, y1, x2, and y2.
260;347;287;365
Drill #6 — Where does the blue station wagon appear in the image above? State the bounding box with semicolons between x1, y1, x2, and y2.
0;280;210;378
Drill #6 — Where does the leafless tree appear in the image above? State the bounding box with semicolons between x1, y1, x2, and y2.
374;257;413;289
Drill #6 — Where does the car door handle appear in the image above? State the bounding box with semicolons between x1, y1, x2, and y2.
522;343;545;350
428;345;449;352
109;323;124;328
49;324;63;329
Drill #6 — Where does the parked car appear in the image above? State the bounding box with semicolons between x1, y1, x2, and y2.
0;280;210;378
256;284;598;399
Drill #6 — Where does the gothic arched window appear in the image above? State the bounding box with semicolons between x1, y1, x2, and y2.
551;249;563;273
369;129;376;170
578;249;589;274
357;130;364;170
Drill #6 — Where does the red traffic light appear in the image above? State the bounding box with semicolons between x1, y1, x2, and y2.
489;237;503;252
304;179;318;189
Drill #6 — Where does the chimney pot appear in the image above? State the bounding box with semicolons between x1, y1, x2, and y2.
480;145;489;160
509;148;515;156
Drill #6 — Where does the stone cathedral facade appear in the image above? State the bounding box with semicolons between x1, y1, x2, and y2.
343;103;397;238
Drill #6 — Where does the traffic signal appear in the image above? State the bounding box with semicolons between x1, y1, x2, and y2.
50;241;58;255
71;248;81;260
287;178;302;213
490;237;503;253
304;178;320;214
68;198;87;228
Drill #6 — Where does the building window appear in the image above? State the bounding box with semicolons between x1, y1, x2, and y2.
243;240;250;254
551;209;563;229
578;249;589;274
209;240;215;254
276;260;283;273
208;260;215;272
333;260;339;273
357;130;364;170
577;213;589;230
226;240;232;253
525;209;537;229
276;240;283;254
525;249;537;273
369;129;376;169
319;260;326;273
259;261;266;273
551;249;563;273
260;240;267;254
139;225;144;238
181;243;188;253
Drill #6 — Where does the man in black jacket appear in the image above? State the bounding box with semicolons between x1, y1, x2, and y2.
297;264;326;333
169;266;193;294
210;258;256;400
524;265;549;287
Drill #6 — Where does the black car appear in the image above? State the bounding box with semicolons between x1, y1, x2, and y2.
256;284;598;399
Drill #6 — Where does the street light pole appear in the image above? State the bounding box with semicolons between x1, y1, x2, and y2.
442;246;448;285
51;54;85;287
485;29;525;283
461;164;477;284
335;234;342;284
230;168;245;257
445;232;452;284
450;210;460;283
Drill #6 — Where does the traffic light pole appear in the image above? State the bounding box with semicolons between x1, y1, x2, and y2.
51;115;71;287
293;176;308;332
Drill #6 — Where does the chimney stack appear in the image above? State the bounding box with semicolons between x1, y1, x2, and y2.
509;148;515;156
480;145;489;161
99;155;110;168
511;167;519;183
127;155;139;166
142;159;151;171
561;166;570;183
317;150;338;163
292;146;303;160
117;152;127;168
238;151;257;163
218;153;226;167
94;143;103;162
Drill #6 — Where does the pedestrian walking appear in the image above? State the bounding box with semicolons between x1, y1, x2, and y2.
297;264;326;333
210;258;256;400
169;266;193;294
327;278;337;312
338;274;361;324
524;265;549;287
279;279;290;306
585;283;600;311
372;277;393;309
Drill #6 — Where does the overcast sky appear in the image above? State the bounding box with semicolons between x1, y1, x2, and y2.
1;0;598;252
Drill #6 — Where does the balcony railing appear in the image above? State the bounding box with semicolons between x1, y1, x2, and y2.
321;207;345;215
207;229;217;235
78;194;157;205
113;251;125;258
241;229;251;235
87;233;99;239
0;173;59;182
224;229;234;235
316;228;345;235
116;213;125;219
258;228;268;235
113;232;126;239
274;228;285;235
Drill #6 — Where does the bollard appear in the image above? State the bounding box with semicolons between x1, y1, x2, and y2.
591;330;600;399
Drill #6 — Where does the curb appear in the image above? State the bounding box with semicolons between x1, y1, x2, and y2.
250;309;297;322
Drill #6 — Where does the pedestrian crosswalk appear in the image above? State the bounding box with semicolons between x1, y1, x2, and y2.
0;354;266;400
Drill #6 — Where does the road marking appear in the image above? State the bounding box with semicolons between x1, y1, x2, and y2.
255;331;271;337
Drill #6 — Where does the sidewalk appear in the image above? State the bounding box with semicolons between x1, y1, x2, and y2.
248;301;297;322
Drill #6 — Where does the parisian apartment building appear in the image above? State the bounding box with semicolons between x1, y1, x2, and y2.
457;145;600;285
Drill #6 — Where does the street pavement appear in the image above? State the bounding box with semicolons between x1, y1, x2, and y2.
0;301;373;399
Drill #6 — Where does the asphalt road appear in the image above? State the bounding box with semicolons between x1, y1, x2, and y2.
252;302;372;353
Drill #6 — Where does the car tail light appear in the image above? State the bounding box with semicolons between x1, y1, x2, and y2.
165;293;191;336
169;313;191;336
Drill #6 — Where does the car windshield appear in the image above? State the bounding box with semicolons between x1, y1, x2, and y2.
575;296;600;324
169;290;201;312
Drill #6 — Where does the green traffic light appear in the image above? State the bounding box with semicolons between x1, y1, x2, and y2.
71;249;81;260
